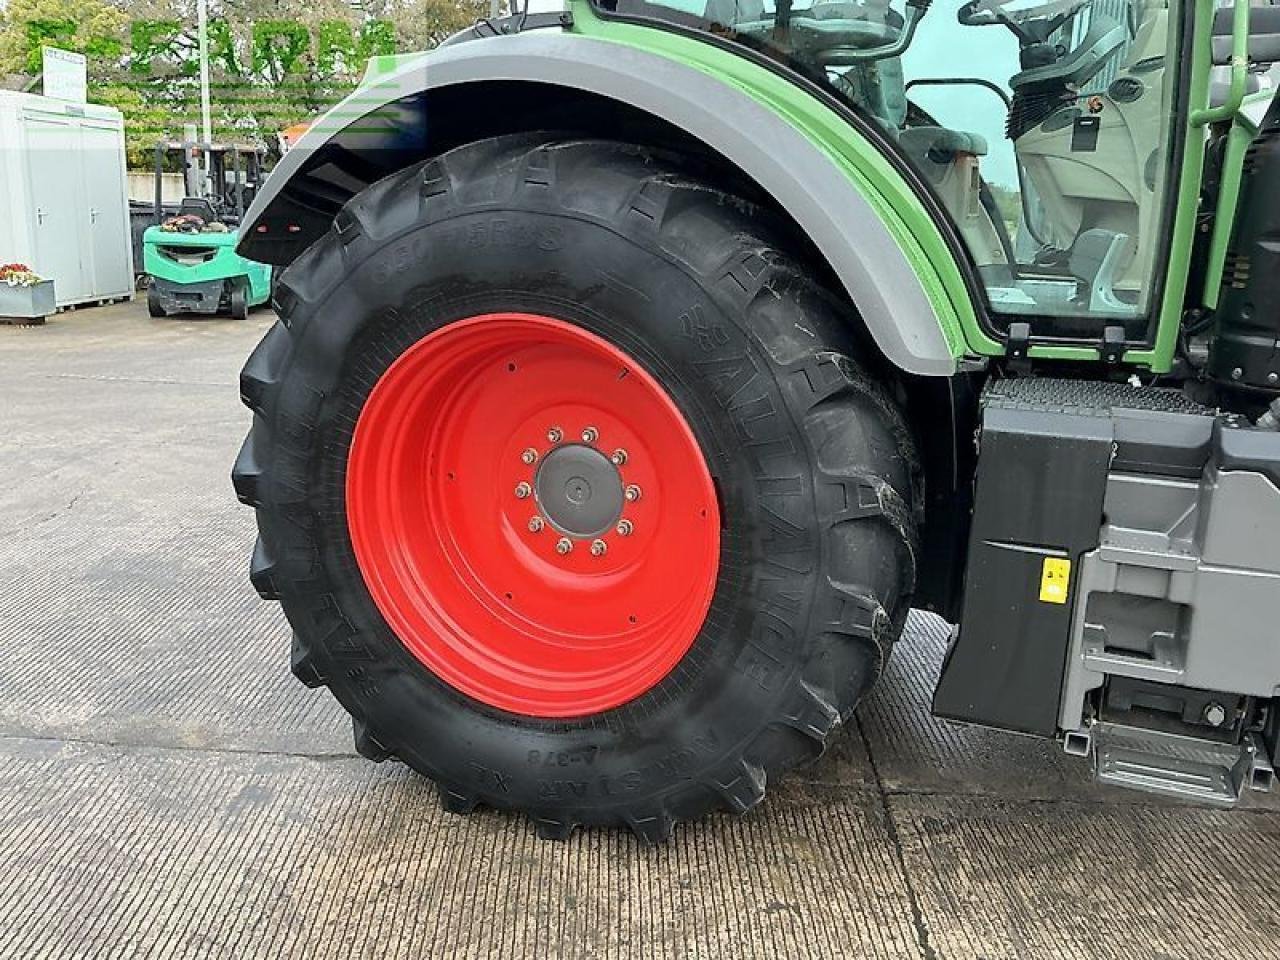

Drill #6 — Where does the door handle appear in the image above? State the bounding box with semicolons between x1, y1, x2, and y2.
36;208;46;225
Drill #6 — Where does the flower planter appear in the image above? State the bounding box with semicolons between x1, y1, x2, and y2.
0;279;55;324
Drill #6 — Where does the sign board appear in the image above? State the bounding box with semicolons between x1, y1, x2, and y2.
42;47;87;105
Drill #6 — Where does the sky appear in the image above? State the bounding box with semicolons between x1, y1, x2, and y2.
901;0;1025;187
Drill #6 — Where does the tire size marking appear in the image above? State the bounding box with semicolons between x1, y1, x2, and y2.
372;236;431;285
373;219;563;286
527;746;598;768
537;779;589;800
308;594;375;662
734;639;783;692
680;304;729;354
344;665;380;699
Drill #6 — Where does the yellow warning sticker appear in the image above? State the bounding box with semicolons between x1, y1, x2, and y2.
1039;557;1072;605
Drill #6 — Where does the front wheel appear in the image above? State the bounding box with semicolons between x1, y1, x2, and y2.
146;284;166;318
228;280;248;320
233;136;919;840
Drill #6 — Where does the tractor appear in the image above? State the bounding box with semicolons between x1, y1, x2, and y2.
143;140;273;320
231;0;1280;840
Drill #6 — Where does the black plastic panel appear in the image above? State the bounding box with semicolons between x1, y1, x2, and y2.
1209;92;1280;392
932;403;1113;737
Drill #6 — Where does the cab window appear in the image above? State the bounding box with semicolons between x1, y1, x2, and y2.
595;0;1185;338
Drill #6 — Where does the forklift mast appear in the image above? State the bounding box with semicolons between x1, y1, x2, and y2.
152;141;267;226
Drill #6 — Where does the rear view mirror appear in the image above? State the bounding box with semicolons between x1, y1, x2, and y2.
1212;6;1280;66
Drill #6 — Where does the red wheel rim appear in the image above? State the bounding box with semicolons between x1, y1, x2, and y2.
346;313;721;717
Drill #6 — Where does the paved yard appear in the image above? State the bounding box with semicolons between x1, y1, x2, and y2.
1;299;1278;959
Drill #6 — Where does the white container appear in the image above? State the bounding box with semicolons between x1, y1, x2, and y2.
0;91;134;308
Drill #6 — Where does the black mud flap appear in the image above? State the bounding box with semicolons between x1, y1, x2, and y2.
931;402;1112;736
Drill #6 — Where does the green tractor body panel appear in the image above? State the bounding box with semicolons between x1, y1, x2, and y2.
569;0;1219;372
144;226;272;312
569;5;978;359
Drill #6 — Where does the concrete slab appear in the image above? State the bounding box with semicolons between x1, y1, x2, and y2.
0;305;348;757
892;792;1280;959
3;299;1279;958
0;737;921;960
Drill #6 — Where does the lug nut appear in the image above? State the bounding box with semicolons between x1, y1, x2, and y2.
610;449;628;466
514;482;531;499
521;448;538;465
624;484;642;502
590;539;607;557
581;426;599;444
527;516;544;533
547;426;563;444
555;537;573;556
616;519;633;537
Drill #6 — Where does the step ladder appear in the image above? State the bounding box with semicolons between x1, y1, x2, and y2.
1082;723;1275;806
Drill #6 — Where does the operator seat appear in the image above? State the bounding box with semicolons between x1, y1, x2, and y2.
178;197;218;223
897;126;1011;272
896;127;989;183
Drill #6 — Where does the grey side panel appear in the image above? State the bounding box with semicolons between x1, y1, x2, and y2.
1058;463;1280;732
239;33;958;376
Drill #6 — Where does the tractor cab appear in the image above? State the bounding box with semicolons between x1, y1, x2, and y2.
142;140;273;319
599;0;1193;343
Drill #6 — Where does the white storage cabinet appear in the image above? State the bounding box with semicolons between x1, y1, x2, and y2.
0;91;134;308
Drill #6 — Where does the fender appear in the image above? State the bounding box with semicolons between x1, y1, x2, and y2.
239;29;974;376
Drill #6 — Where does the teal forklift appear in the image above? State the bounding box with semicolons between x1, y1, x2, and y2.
143;140;273;320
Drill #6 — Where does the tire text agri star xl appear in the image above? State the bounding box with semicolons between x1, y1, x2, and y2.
234;0;1280;838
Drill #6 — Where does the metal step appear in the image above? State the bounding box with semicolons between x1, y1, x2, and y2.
1091;723;1273;807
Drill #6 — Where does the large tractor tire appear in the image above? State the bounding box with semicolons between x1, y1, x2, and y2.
233;135;919;841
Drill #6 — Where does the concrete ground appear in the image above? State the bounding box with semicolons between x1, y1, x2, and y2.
2;298;1278;960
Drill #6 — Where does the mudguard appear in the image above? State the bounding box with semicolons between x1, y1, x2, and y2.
238;29;962;376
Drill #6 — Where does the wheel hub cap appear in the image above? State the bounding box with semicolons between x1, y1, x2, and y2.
534;444;623;537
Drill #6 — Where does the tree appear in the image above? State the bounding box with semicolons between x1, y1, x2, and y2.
0;0;489;166
0;0;126;76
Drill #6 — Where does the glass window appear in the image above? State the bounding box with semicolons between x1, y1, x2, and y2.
596;0;1184;335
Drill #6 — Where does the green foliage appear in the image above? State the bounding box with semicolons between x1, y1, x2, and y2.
21;19;75;73
0;0;485;168
251;21;310;79
988;184;1023;232
0;0;127;74
129;19;183;76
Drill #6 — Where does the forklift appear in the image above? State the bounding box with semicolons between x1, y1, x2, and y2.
142;140;273;320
